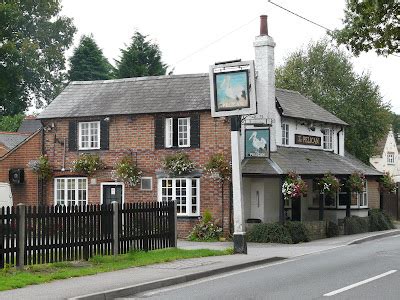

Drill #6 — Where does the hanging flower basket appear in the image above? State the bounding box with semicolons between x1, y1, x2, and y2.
72;153;105;176
163;152;196;176
282;172;308;201
28;155;52;180
379;172;396;193
112;155;142;187
346;171;365;193
317;173;341;197
203;153;231;183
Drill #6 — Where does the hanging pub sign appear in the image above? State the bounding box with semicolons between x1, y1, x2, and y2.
209;60;257;117
245;128;270;158
295;134;321;146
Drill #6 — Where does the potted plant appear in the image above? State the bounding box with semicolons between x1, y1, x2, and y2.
72;153;105;176
113;155;142;187
163;152;195;176
379;172;396;193
317;173;341;197
28;155;52;180
282;172;308;201
203;153;231;182
346;171;365;193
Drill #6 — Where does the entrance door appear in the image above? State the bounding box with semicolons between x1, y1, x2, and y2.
292;197;301;221
250;182;264;222
102;184;123;205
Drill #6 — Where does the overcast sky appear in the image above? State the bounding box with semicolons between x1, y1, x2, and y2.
60;0;400;113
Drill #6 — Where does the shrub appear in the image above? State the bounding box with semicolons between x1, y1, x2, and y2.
369;209;394;231
284;221;310;244
247;223;293;244
344;216;369;235
326;221;339;238
188;210;222;241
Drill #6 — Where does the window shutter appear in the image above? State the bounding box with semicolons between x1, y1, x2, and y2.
173;118;178;147
68;121;77;151
190;114;200;148
100;119;109;150
154;116;164;149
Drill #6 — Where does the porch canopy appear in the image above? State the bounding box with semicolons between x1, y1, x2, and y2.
242;146;381;177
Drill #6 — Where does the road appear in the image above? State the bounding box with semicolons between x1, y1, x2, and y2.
127;235;400;299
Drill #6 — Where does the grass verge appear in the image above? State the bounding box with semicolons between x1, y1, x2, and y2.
0;247;233;291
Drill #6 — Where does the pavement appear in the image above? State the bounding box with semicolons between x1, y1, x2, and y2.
0;229;399;300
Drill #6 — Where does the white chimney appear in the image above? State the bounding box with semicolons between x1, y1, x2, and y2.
253;15;277;152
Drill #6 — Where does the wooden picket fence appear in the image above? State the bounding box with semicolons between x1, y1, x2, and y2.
0;201;176;269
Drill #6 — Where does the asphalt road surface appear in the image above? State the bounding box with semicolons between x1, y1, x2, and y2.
126;235;400;300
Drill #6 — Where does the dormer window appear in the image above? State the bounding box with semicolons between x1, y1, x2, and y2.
387;152;395;165
78;121;100;150
323;128;333;150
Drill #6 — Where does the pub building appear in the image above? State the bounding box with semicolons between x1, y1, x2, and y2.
238;16;381;226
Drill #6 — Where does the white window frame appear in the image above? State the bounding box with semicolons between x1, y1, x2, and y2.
387;152;395;165
281;123;289;145
337;180;368;209
164;117;191;148
78;121;100;150
140;177;153;191
54;177;88;206
157;178;200;216
323;128;333;150
165;118;173;148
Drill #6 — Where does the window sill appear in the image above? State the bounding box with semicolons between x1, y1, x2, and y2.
177;216;200;220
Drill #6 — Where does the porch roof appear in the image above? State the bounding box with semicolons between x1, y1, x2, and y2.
242;146;382;176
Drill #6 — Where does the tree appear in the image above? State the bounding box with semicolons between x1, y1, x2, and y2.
115;32;167;78
68;35;114;81
332;0;400;55
391;113;400;143
276;40;392;163
0;1;76;115
0;114;24;132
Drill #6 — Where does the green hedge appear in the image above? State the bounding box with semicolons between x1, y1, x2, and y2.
369;209;395;231
344;216;369;235
284;221;310;244
247;223;293;244
326;221;339;238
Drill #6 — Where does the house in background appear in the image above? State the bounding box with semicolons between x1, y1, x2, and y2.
37;16;382;236
370;129;400;182
0;117;43;206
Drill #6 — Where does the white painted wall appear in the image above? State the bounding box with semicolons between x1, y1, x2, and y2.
276;117;345;155
370;130;400;182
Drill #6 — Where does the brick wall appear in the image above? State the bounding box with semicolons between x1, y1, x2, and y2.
368;179;380;209
42;112;232;237
0;131;42;206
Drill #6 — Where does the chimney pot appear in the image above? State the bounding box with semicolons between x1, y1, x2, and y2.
260;15;268;36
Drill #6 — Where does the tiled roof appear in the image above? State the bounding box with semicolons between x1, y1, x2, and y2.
242;146;381;176
276;89;348;126
18;119;42;133
38;74;211;119
0;132;30;151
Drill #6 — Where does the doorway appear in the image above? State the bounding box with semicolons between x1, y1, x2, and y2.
250;182;264;222
291;197;301;221
101;183;124;205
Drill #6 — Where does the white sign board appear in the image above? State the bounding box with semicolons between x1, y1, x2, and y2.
209;60;257;117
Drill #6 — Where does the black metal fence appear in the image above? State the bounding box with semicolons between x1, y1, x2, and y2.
0;201;176;269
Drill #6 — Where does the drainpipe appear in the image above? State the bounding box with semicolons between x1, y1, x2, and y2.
40;124;45;206
337;127;343;155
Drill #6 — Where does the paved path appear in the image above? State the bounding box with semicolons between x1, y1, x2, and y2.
0;230;398;300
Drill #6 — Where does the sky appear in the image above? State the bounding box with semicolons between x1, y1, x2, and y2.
59;0;400;113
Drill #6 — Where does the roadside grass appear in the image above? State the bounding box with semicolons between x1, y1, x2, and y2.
0;247;233;291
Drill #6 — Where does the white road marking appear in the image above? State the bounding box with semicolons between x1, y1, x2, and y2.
323;270;397;297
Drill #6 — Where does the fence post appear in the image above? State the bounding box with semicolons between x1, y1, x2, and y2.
112;201;119;256
17;203;26;269
172;201;177;247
